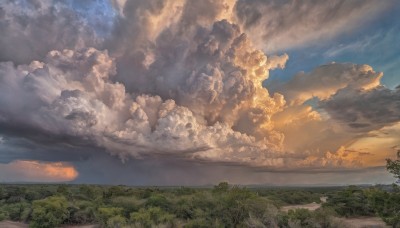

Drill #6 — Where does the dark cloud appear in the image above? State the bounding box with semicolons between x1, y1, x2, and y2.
321;86;400;131
0;134;98;164
72;155;395;185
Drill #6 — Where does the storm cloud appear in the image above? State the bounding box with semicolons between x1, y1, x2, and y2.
321;85;400;131
0;0;398;183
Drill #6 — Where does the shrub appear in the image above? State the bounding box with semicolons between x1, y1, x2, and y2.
96;207;124;226
106;215;127;228
0;208;9;221
130;207;175;227
30;196;69;228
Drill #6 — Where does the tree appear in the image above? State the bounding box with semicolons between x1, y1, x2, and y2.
0;186;4;199
384;151;400;226
96;207;124;226
106;215;127;228
0;208;8;221
287;208;313;227
213;182;229;193
214;186;255;227
130;207;175;227
386;150;400;183
5;186;26;203
30;196;69;228
3;202;30;221
324;186;373;217
145;194;170;210
56;185;71;199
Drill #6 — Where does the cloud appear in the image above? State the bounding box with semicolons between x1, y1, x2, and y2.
269;62;399;165
0;45;358;170
0;160;78;182
0;0;105;64
299;146;362;168
0;0;396;179
234;0;394;52
0;47;276;168
321;85;400;132
272;63;383;104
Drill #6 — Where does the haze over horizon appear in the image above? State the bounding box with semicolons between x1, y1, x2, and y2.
0;0;399;186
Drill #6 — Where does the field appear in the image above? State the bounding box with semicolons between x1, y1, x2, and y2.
0;183;399;227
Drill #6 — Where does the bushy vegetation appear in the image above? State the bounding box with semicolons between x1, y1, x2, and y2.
255;188;322;206
0;182;399;227
324;185;400;226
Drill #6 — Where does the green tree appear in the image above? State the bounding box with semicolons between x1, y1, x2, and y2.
130;207;175;227
287;208;313;227
245;198;279;227
386;150;400;183
213;182;229;193
3;202;30;221
214;186;255;227
382;151;400;227
110;196;142;217
0;208;8;221
0;186;5;199
25;190;41;202
30;196;69;228
173;197;195;220
324;186;373;217
66;200;97;224
36;186;53;200
311;207;337;228
56;185;71;199
5;186;26;203
106;215;127;228
96;207;124;226
145;194;170;210
184;218;212;228
79;185;101;201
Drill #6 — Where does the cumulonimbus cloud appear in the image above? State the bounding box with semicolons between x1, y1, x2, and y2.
0;0;397;173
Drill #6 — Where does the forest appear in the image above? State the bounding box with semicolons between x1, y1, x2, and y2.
0;158;399;228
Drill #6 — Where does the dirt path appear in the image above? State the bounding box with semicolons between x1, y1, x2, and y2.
60;225;99;228
279;197;389;228
281;196;325;212
335;217;390;228
281;202;321;212
0;221;99;228
0;221;28;228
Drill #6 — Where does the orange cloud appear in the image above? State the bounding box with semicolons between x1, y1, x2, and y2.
346;123;400;166
0;160;78;182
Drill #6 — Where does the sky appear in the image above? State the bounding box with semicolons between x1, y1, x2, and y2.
0;0;399;186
